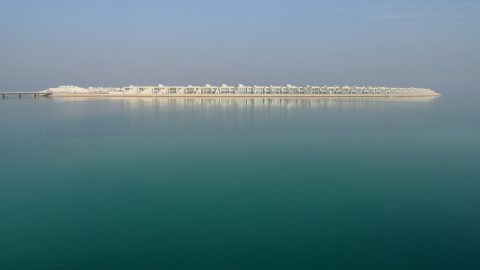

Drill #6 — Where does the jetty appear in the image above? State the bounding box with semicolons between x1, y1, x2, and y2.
1;92;51;99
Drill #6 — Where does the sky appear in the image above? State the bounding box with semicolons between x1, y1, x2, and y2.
0;0;479;92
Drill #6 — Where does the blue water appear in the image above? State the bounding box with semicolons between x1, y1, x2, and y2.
1;95;479;269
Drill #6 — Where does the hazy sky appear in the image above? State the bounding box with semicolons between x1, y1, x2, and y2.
0;0;479;91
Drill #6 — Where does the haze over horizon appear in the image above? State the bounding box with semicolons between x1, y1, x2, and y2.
1;0;479;92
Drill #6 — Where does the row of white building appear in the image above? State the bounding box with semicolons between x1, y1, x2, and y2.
43;84;439;96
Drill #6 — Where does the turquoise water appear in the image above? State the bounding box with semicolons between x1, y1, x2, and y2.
1;95;479;269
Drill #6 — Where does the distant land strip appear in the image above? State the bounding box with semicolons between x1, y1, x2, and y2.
39;84;440;97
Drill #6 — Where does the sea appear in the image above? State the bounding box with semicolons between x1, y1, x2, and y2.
1;93;479;269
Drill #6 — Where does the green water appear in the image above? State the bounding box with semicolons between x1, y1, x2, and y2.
1;95;479;269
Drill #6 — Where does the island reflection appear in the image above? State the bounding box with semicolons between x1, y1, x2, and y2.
52;96;439;110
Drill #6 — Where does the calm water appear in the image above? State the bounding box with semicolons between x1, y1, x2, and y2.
1;94;479;269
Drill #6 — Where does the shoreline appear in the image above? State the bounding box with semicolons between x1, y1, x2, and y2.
47;93;441;98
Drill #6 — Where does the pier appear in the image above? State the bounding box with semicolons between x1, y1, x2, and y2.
1;92;51;99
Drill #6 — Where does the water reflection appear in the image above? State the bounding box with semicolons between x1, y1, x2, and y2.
51;96;439;110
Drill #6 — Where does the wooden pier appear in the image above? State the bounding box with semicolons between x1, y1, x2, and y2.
1;92;51;99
